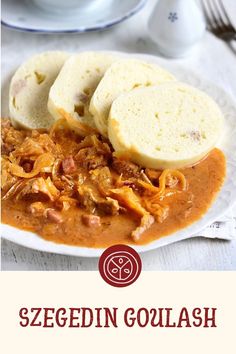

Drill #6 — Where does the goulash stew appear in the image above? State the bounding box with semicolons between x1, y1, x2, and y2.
1;119;226;248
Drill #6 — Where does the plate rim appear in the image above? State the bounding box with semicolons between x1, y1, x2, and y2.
1;0;147;33
2;50;236;257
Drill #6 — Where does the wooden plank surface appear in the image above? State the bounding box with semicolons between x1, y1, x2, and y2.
1;238;236;271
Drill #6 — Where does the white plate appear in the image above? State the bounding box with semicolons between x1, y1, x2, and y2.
1;51;236;257
1;0;146;33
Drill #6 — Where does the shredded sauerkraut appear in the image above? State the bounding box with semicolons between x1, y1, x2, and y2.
1;118;187;241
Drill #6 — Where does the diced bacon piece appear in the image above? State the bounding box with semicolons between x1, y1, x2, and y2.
45;209;63;223
81;214;101;227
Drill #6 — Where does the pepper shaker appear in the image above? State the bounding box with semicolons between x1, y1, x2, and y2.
148;0;206;57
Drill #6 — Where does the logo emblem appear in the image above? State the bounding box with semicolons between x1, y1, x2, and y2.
99;244;142;287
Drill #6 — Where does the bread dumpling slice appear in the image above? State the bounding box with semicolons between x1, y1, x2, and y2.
48;52;116;133
9;51;69;129
108;82;224;169
90;59;176;136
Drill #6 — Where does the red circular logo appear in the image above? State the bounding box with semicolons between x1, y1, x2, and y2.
99;244;142;287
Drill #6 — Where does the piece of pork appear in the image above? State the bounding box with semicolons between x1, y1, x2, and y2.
131;214;155;242
112;157;140;178
16;177;60;202
62;156;76;174
96;197;120;216
78;186;119;216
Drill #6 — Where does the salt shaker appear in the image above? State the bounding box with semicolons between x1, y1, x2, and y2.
148;0;206;57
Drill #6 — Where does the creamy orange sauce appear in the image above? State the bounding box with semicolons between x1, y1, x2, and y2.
2;148;226;248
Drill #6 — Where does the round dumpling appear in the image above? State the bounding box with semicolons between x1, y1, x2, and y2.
9;51;69;129
48;52;116;133
90;59;175;136
108;82;224;169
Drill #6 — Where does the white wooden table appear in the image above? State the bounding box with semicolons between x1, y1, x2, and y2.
1;0;236;270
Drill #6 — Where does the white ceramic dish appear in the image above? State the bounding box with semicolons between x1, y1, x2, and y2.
1;52;236;257
1;0;147;33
